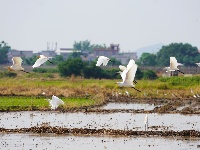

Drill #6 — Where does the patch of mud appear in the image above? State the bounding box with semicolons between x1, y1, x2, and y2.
0;125;200;137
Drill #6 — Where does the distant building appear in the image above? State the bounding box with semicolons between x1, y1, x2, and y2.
7;49;33;62
56;48;81;59
93;44;138;64
93;44;120;58
40;50;56;58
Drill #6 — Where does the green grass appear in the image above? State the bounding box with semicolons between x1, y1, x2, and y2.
0;96;96;111
0;73;200;111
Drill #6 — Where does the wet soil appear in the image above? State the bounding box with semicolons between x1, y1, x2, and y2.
0;125;200;137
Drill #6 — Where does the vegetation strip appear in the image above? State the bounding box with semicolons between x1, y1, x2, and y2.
0;126;200;137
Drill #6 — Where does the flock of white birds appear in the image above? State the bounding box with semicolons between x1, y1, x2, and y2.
4;55;200;111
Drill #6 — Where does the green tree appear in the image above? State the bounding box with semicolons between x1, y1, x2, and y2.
52;55;64;64
22;55;37;65
143;70;158;80
69;52;82;59
135;68;143;80
73;40;107;52
0;41;10;64
138;53;157;66
156;43;200;66
58;58;85;77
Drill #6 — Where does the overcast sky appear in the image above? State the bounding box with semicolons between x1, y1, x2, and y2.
1;0;200;52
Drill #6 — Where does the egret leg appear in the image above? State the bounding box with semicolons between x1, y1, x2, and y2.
133;80;137;84
48;60;54;64
21;70;30;74
132;87;141;92
177;70;184;74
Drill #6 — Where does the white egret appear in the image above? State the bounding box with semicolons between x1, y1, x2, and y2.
5;57;29;73
144;114;148;131
195;63;200;67
117;65;137;84
165;57;184;74
32;55;53;68
47;95;64;110
117;59;141;92
96;56;113;66
125;91;130;97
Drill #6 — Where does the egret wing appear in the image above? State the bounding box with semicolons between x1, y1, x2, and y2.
121;59;136;83
119;65;126;71
32;58;48;68
196;63;200;67
102;58;109;66
52;95;64;105
170;57;178;69
40;55;46;58
126;64;138;83
12;57;23;67
96;56;109;66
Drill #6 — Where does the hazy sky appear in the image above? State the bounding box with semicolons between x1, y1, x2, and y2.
1;0;200;52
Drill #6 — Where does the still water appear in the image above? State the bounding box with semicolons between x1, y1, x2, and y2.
0;133;199;150
0;111;199;131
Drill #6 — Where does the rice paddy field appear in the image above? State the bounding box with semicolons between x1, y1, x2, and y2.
0;72;200;149
0;72;200;109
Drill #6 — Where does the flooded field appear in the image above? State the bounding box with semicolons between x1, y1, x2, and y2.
0;111;200;131
1;101;200;149
0;133;200;150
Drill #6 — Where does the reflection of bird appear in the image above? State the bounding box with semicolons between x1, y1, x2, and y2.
47;95;64;110
165;57;184;74
32;55;53;68
117;59;141;92
5;57;29;73
96;56;112;66
144;114;148;131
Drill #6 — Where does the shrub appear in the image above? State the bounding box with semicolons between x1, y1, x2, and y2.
0;71;17;78
143;70;158;80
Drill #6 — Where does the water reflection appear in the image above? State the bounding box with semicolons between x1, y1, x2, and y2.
0;133;199;150
0;111;199;131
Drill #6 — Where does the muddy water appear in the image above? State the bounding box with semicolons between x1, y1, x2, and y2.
0;133;200;150
0;111;200;131
100;102;157;110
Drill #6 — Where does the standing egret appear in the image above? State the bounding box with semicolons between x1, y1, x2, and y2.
96;56;113;66
165;57;184;74
32;55;53;68
47;95;64;110
5;57;29;73
195;63;200;67
117;59;141;92
144;114;148;131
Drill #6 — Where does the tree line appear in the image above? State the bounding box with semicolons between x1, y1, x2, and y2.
137;43;200;66
1;40;199;67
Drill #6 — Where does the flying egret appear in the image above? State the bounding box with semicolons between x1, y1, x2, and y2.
117;59;141;92
32;55;53;68
195;63;200;67
165;57;184;74
144;114;148;131
117;65;137;84
47;95;64;110
96;56;113;66
5;57;29;73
